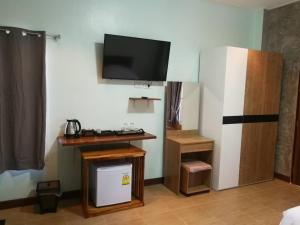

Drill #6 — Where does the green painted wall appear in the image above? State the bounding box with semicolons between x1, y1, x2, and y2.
251;8;264;50
0;0;263;201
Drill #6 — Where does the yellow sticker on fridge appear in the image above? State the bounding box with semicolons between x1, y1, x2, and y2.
122;175;130;185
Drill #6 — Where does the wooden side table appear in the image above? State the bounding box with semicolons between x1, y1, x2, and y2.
164;130;214;195
57;133;156;218
80;144;145;217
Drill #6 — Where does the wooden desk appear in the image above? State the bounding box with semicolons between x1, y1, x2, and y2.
164;131;214;195
57;132;156;146
57;133;156;218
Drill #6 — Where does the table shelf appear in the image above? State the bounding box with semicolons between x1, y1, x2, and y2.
129;97;161;101
58;133;156;218
164;132;214;195
185;185;210;194
86;198;144;217
81;144;146;218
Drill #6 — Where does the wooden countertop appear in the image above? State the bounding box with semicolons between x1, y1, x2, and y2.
57;132;156;147
166;130;213;145
81;144;146;160
167;135;213;145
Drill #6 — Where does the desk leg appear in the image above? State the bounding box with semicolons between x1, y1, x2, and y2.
133;156;145;202
82;158;89;217
139;156;145;202
164;140;181;194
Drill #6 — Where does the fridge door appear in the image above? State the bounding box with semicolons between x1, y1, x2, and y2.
96;164;132;207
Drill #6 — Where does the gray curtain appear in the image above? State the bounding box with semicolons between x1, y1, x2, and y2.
0;27;46;173
167;82;182;126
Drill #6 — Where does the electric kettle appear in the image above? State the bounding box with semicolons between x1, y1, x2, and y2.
64;119;81;138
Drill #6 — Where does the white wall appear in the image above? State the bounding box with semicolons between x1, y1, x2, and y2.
0;0;263;201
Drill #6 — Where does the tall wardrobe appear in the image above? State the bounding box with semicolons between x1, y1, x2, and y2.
199;47;283;191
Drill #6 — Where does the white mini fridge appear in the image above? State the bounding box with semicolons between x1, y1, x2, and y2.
91;163;132;207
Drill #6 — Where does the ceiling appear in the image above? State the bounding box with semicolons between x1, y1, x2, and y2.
212;0;299;9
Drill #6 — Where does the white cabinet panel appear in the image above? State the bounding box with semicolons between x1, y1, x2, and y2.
223;47;248;116
199;47;228;190
217;124;242;190
199;46;246;191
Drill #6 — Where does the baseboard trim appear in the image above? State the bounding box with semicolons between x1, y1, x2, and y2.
61;189;81;200
0;196;36;210
0;177;164;210
144;177;164;186
274;172;291;182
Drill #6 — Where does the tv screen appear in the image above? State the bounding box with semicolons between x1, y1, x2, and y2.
102;34;170;81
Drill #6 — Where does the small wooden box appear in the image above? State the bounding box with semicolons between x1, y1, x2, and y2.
180;161;212;195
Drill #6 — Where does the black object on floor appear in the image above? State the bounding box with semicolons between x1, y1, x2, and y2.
36;180;61;214
0;219;5;225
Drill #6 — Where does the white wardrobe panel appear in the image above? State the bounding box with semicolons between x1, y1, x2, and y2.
199;47;228;189
200;86;224;189
199;47;227;101
223;47;248;116
217;124;243;190
199;47;227;137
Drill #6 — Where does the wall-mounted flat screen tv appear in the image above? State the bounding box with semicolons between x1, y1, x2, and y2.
102;34;171;81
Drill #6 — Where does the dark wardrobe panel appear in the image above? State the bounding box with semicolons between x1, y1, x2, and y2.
243;50;283;115
239;50;283;186
239;122;278;185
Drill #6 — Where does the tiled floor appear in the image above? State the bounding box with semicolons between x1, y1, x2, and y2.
1;179;300;225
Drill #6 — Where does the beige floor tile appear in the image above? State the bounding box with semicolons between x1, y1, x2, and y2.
133;198;171;218
100;207;142;224
1;179;299;225
143;212;185;225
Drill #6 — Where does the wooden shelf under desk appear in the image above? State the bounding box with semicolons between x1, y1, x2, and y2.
80;144;146;159
58;132;156;218
184;185;210;194
86;199;144;217
81;144;146;218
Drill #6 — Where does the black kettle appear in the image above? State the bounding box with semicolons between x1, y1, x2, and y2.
64;119;81;138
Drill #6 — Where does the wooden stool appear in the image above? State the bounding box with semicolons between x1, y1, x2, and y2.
180;161;212;195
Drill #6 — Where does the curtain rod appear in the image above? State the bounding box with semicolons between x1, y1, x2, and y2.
46;34;61;41
0;28;61;41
